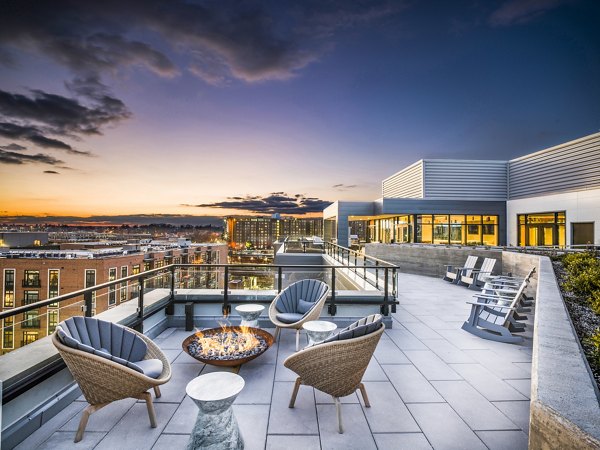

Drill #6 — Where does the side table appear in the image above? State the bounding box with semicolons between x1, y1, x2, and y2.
186;372;245;450
302;320;337;347
235;304;264;328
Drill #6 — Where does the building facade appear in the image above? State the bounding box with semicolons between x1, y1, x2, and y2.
325;132;600;248
0;242;227;354
225;216;323;250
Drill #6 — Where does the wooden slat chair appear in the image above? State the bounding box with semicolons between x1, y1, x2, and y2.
459;257;496;290
269;279;330;351
52;317;172;442
443;255;478;284
284;314;385;433
461;281;528;343
474;279;530;331
484;267;536;306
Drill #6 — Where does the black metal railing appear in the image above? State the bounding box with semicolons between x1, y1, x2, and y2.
0;261;399;403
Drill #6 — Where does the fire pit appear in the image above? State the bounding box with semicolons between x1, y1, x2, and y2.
182;325;273;367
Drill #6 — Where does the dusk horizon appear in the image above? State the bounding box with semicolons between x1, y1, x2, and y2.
1;0;599;218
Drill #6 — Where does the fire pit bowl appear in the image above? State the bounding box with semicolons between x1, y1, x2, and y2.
182;326;274;367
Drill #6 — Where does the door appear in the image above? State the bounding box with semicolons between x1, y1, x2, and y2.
528;225;554;246
572;222;594;246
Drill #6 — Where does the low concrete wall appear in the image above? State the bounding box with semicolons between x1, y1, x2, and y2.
365;243;504;277
529;256;600;449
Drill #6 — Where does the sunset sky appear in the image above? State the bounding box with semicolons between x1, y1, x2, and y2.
1;0;599;223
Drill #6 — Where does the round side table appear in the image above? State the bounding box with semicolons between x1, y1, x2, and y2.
302;320;337;346
235;304;265;328
186;372;245;450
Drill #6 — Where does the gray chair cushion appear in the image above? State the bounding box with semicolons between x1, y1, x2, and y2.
129;359;163;379
297;299;315;314
56;317;152;375
323;314;383;343
276;312;305;324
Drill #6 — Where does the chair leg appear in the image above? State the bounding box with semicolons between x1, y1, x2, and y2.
289;377;302;408
137;392;157;428
334;397;343;434
296;329;300;352
274;326;280;342
75;403;108;443
358;383;371;408
154;386;161;398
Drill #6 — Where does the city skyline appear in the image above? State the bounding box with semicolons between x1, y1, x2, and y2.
1;0;599;219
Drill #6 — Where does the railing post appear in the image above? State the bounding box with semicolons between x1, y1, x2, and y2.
223;265;230;316
166;266;176;316
354;252;357;274
135;277;145;332
328;267;337;315
84;291;93;318
277;266;283;293
375;261;379;289
392;268;397;313
384;268;389;303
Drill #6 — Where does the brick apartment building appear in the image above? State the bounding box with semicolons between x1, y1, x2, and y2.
1;242;227;354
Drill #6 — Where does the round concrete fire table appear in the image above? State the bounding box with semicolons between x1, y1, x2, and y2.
186;372;245;450
302;320;337;346
235;304;264;328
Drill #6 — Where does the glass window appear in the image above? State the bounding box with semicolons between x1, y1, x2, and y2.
48;310;59;334
3;317;14;349
120;266;128;302
433;215;449;244
85;269;97;314
450;215;465;244
22;331;38;346
23;270;41;287
132;265;140;275
416;215;433;243
23;291;40;328
4;269;15;308
48;269;59;307
517;212;565;246
108;268;117;306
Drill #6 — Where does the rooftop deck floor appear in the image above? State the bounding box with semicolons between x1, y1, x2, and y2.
16;273;534;450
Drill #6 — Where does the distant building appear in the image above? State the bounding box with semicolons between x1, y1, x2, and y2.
0;242;227;354
0;232;49;249
325;132;600;247
224;216;323;250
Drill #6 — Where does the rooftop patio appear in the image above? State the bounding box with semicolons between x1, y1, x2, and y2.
13;272;534;450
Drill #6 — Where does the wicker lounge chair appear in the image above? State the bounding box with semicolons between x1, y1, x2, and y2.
268;279;329;351
52;317;172;442
284;314;385;433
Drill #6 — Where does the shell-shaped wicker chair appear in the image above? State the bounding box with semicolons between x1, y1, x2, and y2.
284;314;385;433
268;279;330;351
52;317;172;443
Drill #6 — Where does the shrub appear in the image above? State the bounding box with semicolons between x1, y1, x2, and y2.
585;329;600;366
591;290;600;315
562;252;600;301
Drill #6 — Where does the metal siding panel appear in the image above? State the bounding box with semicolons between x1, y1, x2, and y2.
509;134;600;199
382;161;423;198
423;160;508;200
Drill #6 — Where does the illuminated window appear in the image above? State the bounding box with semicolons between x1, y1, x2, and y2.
108;268;117;306
22;331;38;346
85;270;96;315
132;265;140;275
3;269;15;307
23;291;40;328
120;266;128;302
48;310;59;334
517;212;566;247
23;270;41;288
3;317;14;349
48;269;60;307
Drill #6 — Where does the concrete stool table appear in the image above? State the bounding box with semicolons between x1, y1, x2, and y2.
186;372;245;450
302;320;337;346
235;304;265;328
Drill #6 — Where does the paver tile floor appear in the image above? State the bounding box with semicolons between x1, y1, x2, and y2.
16;273;534;450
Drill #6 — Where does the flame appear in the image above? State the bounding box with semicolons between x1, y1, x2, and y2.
193;322;260;358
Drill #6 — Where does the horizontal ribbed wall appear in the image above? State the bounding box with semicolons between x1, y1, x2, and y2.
382;161;423;198
423;160;508;200
509;133;600;199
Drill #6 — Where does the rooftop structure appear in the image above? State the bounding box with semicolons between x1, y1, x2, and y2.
325;132;600;248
